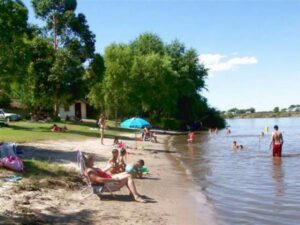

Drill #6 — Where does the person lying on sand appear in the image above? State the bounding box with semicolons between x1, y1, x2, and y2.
83;153;146;203
232;141;243;150
50;124;68;132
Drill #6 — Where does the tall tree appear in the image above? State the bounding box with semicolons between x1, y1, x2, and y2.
31;0;95;116
11;36;55;111
90;33;224;129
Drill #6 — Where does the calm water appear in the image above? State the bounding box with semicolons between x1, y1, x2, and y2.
171;118;300;225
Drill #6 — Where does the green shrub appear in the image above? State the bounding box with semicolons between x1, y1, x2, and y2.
153;118;184;130
0;93;11;108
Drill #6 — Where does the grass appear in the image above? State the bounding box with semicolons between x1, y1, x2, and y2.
0;119;140;190
0;159;83;190
0;120;138;143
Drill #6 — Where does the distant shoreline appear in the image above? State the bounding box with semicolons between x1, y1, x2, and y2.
223;111;300;119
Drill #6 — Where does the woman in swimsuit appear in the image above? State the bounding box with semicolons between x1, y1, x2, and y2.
98;114;106;145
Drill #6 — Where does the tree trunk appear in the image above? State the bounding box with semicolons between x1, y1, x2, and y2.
53;101;59;118
115;109;118;127
53;14;57;50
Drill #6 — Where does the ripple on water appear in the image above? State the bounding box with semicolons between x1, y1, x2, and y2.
172;118;300;225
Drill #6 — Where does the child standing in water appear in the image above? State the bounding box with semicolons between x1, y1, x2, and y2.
187;131;195;144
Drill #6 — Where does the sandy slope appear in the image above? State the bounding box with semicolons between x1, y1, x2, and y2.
0;133;216;225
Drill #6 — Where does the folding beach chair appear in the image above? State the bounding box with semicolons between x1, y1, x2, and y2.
77;151;118;199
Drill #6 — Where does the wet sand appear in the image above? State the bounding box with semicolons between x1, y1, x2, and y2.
0;133;216;225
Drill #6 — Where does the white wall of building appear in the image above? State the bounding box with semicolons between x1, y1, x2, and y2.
81;102;87;119
58;101;87;120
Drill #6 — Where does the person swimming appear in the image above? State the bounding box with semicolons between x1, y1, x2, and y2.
232;141;243;150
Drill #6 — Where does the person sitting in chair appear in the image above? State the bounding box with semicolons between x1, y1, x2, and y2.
83;153;146;203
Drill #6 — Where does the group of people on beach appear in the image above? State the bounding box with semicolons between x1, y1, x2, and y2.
83;152;147;203
97;114;158;145
83;136;148;203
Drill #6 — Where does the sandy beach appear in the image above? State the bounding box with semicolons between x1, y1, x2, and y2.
0;133;216;225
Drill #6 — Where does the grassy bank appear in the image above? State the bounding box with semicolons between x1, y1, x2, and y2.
0;120;136;142
0;159;82;191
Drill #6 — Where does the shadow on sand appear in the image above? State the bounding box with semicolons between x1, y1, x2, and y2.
19;146;106;164
98;194;157;203
0;209;96;225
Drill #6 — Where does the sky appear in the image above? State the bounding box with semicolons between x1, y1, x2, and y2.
22;0;300;112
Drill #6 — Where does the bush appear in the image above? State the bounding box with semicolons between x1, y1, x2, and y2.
153;118;184;130
0;93;11;108
52;116;61;122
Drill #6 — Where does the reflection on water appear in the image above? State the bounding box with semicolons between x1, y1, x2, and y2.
172;118;300;225
272;158;284;197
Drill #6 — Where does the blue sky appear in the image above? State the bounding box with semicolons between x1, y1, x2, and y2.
23;0;300;111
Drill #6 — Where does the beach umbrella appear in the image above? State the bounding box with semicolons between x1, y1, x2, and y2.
120;117;151;129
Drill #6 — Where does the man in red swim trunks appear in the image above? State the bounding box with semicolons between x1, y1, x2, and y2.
270;125;284;157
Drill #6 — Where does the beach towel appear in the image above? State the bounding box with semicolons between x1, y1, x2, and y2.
1;155;24;172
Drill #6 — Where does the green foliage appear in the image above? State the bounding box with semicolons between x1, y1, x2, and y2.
154;118;184;130
23;0;96;115
0;0;30;88
0;92;11;107
11;36;55;110
88;33;224;129
227;107;256;115
273;106;279;113
31;0;95;61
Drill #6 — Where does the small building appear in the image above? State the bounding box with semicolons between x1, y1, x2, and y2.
59;101;87;120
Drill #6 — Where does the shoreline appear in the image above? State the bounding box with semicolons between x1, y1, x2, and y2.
0;133;216;225
164;135;217;225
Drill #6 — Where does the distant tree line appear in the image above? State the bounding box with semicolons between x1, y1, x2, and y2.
0;0;225;130
223;105;300;118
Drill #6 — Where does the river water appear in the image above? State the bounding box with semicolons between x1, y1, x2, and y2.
170;118;300;225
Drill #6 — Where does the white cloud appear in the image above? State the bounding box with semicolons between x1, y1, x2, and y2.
199;53;258;73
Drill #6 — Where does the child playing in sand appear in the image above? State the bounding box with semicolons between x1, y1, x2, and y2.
118;148;127;172
113;137;119;145
107;149;122;174
113;136;128;149
126;159;148;178
232;141;243;150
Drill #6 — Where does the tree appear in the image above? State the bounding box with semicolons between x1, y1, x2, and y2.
90;33;224;129
273;107;279;113
11;36;55;111
31;0;95;116
248;107;255;113
0;0;29;90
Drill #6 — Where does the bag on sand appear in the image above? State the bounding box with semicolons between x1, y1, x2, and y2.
1;155;24;172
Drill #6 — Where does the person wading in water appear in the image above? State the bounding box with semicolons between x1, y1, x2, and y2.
270;125;284;157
